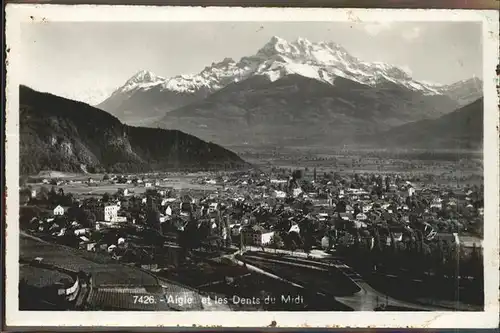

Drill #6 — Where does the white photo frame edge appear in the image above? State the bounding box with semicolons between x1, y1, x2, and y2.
4;5;500;328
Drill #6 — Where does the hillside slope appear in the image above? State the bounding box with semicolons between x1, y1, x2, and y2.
155;74;459;147
19;86;247;174
362;98;483;150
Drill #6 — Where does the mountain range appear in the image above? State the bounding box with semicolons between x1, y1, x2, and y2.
97;36;483;149
19;85;247;175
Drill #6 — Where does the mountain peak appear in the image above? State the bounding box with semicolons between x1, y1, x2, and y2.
101;35;481;118
270;35;288;44
128;70;164;83
207;57;236;70
118;70;165;93
257;36;293;57
296;36;312;46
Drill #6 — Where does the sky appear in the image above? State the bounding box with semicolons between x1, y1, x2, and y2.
19;21;482;105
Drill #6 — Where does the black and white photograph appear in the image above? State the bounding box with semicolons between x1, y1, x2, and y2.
4;5;499;329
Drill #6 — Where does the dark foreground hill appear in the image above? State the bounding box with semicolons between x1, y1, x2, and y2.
361;98;483;150
19;86;247;174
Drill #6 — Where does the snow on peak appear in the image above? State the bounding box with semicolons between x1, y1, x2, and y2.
111;36;471;98
120;70;165;92
257;36;295;57
128;70;163;83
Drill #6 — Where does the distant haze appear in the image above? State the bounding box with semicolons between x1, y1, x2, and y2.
20;21;482;105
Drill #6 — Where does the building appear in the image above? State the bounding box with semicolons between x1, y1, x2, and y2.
86;202;119;222
241;225;275;246
430;198;443;210
208;202;219;213
292;188;303;198
53;205;65;216
230;224;242;236
355;213;368;221
288;223;300;234
111;216;127;223
321;236;330;250
273;190;286;199
104;205;120;222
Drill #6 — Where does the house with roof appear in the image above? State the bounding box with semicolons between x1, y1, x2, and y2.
338;213;352;221
292;187;303;198
53;205;66;216
355;213;368;221
362;204;373;213
407;186;416;197
430;198;443;210
345;205;354;215
241;225;275;246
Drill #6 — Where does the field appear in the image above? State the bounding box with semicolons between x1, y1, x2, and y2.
240;148;483;187
20;264;74;288
28;175;221;197
20;233;159;287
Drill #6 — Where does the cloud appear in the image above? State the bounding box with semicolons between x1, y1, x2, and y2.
402;26;422;41
363;22;393;36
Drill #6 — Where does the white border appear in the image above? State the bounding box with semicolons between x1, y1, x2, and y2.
5;5;500;328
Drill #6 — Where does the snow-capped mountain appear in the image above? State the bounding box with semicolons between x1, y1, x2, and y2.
98;36;482;127
120;70;167;93
436;77;483;106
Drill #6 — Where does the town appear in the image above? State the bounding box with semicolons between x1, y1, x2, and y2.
19;165;484;311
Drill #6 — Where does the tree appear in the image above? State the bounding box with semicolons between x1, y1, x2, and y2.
19;176;28;188
78;209;96;228
146;207;161;233
385;176;391;192
19;188;31;205
103;174;110;181
102;192;111;203
48;186;58;205
336;201;347;214
289;240;298;255
179;220;201;258
291;169;303;180
270;233;284;252
37;186;49;202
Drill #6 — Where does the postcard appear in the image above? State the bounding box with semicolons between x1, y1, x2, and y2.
4;4;500;328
